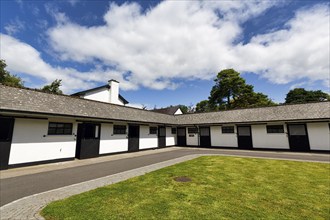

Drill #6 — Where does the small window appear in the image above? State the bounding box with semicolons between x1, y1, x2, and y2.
149;127;157;134
171;128;177;134
267;125;284;133
188;127;198;134
114;125;126;135
222;126;234;134
48;122;72;135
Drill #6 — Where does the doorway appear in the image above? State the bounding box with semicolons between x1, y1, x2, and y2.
237;125;253;149
76;123;101;159
0;117;15;170
199;126;211;147
128;125;139;152
177;127;186;146
287;124;310;151
158;126;166;148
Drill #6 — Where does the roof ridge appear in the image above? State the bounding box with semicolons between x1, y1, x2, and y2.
0;84;171;116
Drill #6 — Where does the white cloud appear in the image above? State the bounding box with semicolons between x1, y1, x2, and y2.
1;1;329;94
68;0;79;7
234;5;330;87
0;34;136;92
4;18;25;35
45;1;329;90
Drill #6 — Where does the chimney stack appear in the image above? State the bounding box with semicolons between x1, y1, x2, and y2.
108;79;120;104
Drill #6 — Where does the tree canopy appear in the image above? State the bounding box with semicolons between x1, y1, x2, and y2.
285;88;329;104
0;59;24;87
208;69;275;111
41;79;63;94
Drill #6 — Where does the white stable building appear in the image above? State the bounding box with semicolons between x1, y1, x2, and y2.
0;84;329;170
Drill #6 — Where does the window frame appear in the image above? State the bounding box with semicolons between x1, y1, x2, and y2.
48;122;73;135
266;125;284;134
171;127;177;134
113;125;127;135
187;127;198;134
149;126;158;135
222;126;234;134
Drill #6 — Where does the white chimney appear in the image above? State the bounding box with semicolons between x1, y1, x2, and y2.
108;79;121;105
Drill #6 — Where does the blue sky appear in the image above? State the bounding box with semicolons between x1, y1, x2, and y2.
1;0;329;108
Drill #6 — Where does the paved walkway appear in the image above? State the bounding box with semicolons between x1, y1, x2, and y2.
0;147;329;220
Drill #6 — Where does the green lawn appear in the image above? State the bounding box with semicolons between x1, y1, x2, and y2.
41;156;330;220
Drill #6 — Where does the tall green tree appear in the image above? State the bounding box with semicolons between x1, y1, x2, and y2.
285;88;329;104
195;100;212;113
208;69;275;110
41;79;63;94
0;59;24;87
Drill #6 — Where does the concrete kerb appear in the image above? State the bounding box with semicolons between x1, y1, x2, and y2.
1;153;329;220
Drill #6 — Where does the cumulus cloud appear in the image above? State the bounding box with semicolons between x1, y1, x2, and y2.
1;1;329;93
234;5;330;86
0;34;136;92
45;1;329;89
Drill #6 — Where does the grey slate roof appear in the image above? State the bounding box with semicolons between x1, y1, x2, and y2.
151;106;182;115
0;85;175;124
176;102;330;125
0;84;329;125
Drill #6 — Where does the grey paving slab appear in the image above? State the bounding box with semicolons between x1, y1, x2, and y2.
0;147;329;220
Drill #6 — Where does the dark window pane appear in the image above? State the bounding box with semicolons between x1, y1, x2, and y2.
171;128;177;134
200;127;210;136
222;126;234;133
159;127;166;136
149;127;157;134
114;125;126;134
289;125;306;135
188;127;198;134
48;122;73;135
84;124;95;139
56;128;64;134
177;128;185;136
237;127;250;136
267;125;284;133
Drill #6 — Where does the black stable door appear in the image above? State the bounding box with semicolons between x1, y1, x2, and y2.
199;127;211;147
128;125;139;152
177;127;186;146
158;126;166;148
76;123;101;159
237;126;253;149
287;124;310;152
0;117;15;170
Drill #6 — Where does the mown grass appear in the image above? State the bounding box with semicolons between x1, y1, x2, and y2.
41;156;330;220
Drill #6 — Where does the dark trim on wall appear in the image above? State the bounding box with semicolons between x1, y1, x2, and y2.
0;110;176;126
0;115;48;120
76;120;113;124
8;157;75;169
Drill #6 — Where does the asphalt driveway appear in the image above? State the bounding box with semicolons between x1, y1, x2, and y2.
1;147;329;206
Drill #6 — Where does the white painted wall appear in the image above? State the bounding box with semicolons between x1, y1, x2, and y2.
139;125;158;149
82;87;124;105
307;122;330;151
174;109;183;115
251;124;289;149
210;126;238;147
166;127;176;146
83;87;110;103
186;127;199;146
99;123;128;154
9;118;76;165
